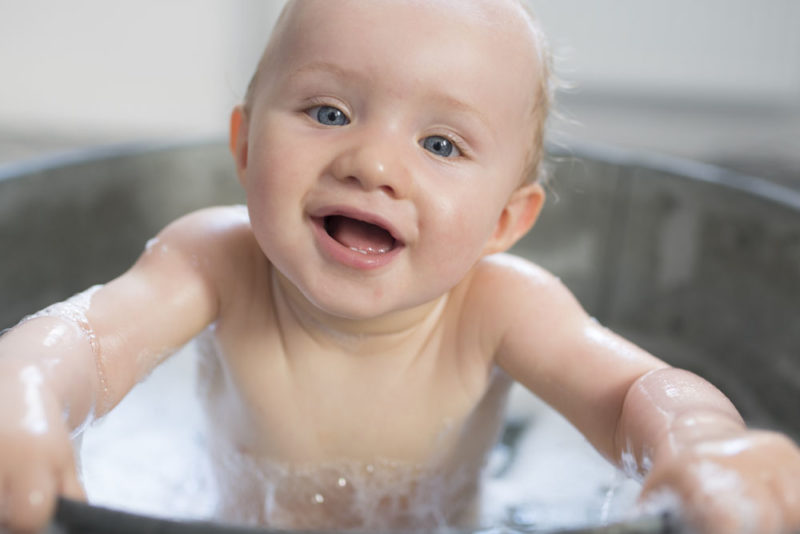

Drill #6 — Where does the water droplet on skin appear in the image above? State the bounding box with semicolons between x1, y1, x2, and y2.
28;490;44;507
313;493;325;504
20;366;48;434
42;323;68;347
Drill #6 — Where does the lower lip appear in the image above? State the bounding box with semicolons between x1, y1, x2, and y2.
310;217;404;270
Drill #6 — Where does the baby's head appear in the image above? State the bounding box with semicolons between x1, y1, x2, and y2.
229;0;555;319
243;0;553;185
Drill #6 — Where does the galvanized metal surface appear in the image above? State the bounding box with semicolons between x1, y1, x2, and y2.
2;141;798;533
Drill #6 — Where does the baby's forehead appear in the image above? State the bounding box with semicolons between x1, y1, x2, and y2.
269;0;543;90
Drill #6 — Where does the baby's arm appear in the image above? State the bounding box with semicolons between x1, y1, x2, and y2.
0;207;236;532
485;254;800;533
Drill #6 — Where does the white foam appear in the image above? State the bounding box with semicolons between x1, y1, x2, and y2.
79;343;643;529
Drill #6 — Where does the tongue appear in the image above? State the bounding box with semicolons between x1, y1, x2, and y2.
328;216;395;254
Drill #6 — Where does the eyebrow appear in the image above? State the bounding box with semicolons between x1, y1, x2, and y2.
427;92;493;134
286;61;363;85
287;61;492;133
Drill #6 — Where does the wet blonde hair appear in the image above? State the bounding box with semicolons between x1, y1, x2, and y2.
243;0;554;185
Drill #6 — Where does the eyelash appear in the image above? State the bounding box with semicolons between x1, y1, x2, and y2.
302;98;350;121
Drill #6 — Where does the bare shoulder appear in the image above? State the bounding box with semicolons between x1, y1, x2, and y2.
155;205;252;249
135;204;263;302
454;252;586;362
473;252;552;284
468;252;580;314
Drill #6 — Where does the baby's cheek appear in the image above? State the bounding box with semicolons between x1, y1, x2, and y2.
428;222;485;271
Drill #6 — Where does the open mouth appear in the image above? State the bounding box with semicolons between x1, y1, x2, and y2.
323;215;399;255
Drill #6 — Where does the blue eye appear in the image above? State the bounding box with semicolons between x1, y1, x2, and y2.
421;135;460;158
310;105;349;126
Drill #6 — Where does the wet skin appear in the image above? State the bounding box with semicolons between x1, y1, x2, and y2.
1;0;800;532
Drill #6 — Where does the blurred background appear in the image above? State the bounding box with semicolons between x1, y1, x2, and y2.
0;0;798;188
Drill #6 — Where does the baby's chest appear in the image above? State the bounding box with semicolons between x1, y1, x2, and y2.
200;327;493;464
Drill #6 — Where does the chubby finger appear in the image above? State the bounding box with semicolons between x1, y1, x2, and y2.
5;469;57;533
59;461;86;502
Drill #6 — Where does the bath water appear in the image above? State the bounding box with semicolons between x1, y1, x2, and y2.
78;339;644;531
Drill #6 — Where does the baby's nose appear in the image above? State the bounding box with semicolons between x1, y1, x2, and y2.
329;138;410;199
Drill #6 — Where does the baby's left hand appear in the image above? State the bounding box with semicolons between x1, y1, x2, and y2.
641;430;800;534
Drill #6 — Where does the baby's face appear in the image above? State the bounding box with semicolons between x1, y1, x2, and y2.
236;0;543;321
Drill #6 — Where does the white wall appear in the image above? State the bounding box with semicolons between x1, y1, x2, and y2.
0;0;798;166
528;0;800;179
529;0;800;105
0;1;286;140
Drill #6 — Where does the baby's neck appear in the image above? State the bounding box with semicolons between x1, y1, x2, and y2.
270;269;450;356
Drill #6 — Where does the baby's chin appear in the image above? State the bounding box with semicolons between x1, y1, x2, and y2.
295;282;446;335
304;291;416;326
270;259;452;333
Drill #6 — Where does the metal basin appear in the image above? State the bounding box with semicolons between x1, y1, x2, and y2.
1;141;798;533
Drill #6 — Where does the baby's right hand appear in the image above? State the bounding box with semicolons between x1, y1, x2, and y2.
0;364;85;533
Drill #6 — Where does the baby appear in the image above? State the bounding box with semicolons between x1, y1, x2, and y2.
1;0;800;532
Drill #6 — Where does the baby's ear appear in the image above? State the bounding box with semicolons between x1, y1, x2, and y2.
483;182;545;255
229;106;249;186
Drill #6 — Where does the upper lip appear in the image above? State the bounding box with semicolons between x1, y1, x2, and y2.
308;205;407;245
